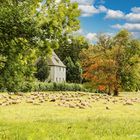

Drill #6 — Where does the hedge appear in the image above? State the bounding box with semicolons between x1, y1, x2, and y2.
0;82;89;92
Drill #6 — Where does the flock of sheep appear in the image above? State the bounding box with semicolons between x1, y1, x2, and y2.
0;92;140;109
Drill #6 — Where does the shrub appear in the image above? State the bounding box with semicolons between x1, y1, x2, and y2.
0;81;89;93
83;82;96;92
20;82;33;92
25;82;88;92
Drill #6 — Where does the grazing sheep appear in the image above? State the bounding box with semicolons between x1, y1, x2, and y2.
26;100;34;103
103;102;107;104
39;100;45;103
80;102;87;106
1;103;9;106
106;106;110;110
16;93;24;96
7;100;13;105
112;99;118;104
33;102;41;105
123;101;133;105
44;98;48;101
49;98;56;102
13;100;18;104
77;104;86;109
68;104;76;108
11;100;21;104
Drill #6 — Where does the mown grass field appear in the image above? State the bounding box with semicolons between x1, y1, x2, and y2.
0;92;140;140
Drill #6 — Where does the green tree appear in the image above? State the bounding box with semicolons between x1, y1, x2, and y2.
56;35;88;83
0;0;81;92
64;57;82;83
36;0;80;56
80;30;140;96
35;58;50;82
40;0;86;83
0;55;6;70
0;0;39;92
56;35;88;62
113;30;140;94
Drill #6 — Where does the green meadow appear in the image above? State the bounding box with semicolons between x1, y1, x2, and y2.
0;92;140;140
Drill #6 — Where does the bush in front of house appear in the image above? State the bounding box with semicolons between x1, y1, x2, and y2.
0;81;89;93
31;82;88;92
19;82;88;92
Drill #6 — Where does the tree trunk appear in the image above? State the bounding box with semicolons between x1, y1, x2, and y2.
107;85;111;95
114;70;120;96
113;86;119;96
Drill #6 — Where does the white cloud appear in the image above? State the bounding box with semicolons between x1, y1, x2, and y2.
98;5;107;12
71;0;94;5
74;29;97;42
111;24;122;29
73;29;84;35
111;23;140;32
72;0;125;19
85;32;114;43
78;5;99;17
105;9;125;19
74;28;114;43
125;13;140;22
104;32;114;36
79;5;107;17
85;32;97;41
70;0;107;17
131;7;140;13
131;32;140;39
104;6;140;22
70;2;140;40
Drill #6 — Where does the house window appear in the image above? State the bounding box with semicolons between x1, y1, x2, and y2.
59;78;61;82
59;67;61;71
56;78;58;82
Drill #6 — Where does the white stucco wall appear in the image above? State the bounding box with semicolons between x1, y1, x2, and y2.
49;66;66;83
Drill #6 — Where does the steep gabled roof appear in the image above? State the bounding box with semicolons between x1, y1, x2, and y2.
47;51;66;68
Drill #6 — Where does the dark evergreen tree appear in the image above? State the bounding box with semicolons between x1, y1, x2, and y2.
35;58;50;82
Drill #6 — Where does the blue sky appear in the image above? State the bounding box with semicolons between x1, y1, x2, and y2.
71;0;140;42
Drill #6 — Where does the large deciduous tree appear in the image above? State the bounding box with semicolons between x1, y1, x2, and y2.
56;35;88;83
80;30;140;96
0;0;39;92
0;0;81;92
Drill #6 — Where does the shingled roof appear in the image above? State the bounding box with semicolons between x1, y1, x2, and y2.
47;51;66;68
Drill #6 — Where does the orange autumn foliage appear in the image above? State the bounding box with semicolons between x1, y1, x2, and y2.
98;85;106;91
80;45;117;94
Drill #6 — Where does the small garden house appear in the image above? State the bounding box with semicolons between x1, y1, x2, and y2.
47;51;66;83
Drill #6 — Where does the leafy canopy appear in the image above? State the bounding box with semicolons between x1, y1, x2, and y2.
80;30;140;95
0;0;81;92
